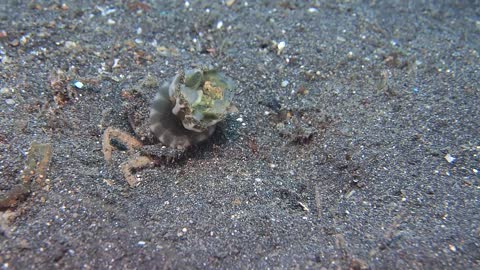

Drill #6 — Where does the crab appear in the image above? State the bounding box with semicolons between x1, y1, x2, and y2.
102;67;236;187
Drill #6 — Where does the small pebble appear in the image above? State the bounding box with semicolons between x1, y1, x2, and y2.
225;0;236;7
444;153;455;163
308;7;318;13
281;80;289;87
10;39;19;47
112;58;120;69
5;99;15;105
96;6;116;16
73;81;84;89
64;41;77;49
216;21;223;30
277;41;286;55
20;35;29;45
0;88;10;95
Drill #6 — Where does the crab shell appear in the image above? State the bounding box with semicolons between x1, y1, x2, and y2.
149;78;216;149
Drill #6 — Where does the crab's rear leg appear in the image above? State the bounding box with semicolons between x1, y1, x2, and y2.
102;127;143;161
121;156;153;187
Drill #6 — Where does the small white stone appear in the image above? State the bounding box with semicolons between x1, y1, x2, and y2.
73;81;84;89
236;117;243;122
137;241;146;246
0;88;10;95
307;7;318;13
444;153;455;163
336;36;346;43
64;41;77;49
216;21;223;30
96;6;116;16
136;27;142;35
281;80;289;87
184;1;190;8
277;41;286;54
107;19;115;25
20;35;29;45
112;58;120;68
5;98;15;105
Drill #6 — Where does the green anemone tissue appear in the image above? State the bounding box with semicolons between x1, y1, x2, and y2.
169;67;235;132
149;67;236;149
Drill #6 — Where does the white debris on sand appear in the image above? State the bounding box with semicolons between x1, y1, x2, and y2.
277;41;286;55
444;153;455;163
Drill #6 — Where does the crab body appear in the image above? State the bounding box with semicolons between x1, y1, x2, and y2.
102;68;235;187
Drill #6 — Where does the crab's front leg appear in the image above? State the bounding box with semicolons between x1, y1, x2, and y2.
102;127;154;187
120;145;185;187
102;127;143;161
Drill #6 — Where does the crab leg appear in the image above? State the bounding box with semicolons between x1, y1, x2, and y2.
120;156;153;187
102;127;143;161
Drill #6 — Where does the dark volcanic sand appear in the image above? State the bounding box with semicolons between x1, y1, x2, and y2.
0;1;479;269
